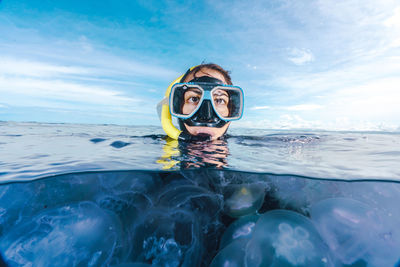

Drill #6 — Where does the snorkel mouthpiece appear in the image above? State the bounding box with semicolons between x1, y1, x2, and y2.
176;131;211;142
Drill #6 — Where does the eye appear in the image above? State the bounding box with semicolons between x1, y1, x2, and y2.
214;98;226;105
188;96;200;103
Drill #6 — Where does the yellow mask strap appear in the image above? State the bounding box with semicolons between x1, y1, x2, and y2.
160;65;198;140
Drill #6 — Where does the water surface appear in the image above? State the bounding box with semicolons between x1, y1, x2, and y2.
1;121;399;182
1;122;400;266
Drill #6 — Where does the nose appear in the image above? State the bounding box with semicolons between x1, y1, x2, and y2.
194;100;218;122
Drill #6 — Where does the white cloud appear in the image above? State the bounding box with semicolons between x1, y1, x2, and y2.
384;7;400;27
287;48;314;65
285;104;323;111
325;77;400;120
0;57;89;77
2;0;400;127
250;105;271;110
234;114;324;130
0;55;171;116
389;38;400;48
246;64;258;70
213;0;400;130
249;104;322;111
78;35;94;53
0;76;130;101
0;52;177;80
235;114;399;131
260;54;400;102
0;21;178;124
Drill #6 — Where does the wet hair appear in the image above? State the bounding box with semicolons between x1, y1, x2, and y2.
180;63;233;85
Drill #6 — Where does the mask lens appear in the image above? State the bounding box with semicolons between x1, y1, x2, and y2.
171;84;203;118
212;86;243;120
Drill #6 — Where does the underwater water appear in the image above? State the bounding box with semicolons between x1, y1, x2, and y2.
1;121;400;266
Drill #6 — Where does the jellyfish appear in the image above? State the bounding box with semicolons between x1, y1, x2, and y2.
0;172;105;234
97;192;151;222
0;183;37;234
157;183;224;221
245;209;331;267
130;208;203;267
340;182;400;266
219;214;259;249
223;183;267;218
206;170;265;188
210;239;248;267
267;175;343;214
156;183;225;257
0;201;122;267
310;198;389;265
96;191;152;265
97;171;159;194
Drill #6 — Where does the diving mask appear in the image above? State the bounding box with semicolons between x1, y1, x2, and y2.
169;76;244;128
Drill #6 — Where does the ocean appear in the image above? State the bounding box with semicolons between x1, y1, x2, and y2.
1;121;400;266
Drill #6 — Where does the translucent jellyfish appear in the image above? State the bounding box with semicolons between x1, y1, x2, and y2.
310;198;383;265
99;191;151;219
0;183;38;234
97;171;159;194
0;201;122;267
0;173;110;230
179;170;213;187
267;175;343;214
96;192;152;265
204;170;266;189
219;214;259;249
210;239;248;267
245;210;331;267
0;172;121;237
157;183;223;219
156;183;224;258
339;182;400;266
223;183;267;218
130;208;202;267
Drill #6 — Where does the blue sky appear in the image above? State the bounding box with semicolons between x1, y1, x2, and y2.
1;0;400;130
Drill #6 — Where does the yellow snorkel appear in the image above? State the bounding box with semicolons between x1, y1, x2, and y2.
156;137;180;169
158;66;198;140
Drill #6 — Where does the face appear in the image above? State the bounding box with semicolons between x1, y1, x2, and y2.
182;68;231;141
182;88;229;117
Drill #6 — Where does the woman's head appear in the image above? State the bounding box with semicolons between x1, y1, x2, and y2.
177;63;235;141
180;63;232;85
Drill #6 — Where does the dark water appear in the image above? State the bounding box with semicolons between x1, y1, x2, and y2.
1;170;400;266
1;122;400;266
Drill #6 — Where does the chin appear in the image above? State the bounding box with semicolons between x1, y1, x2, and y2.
184;123;230;141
